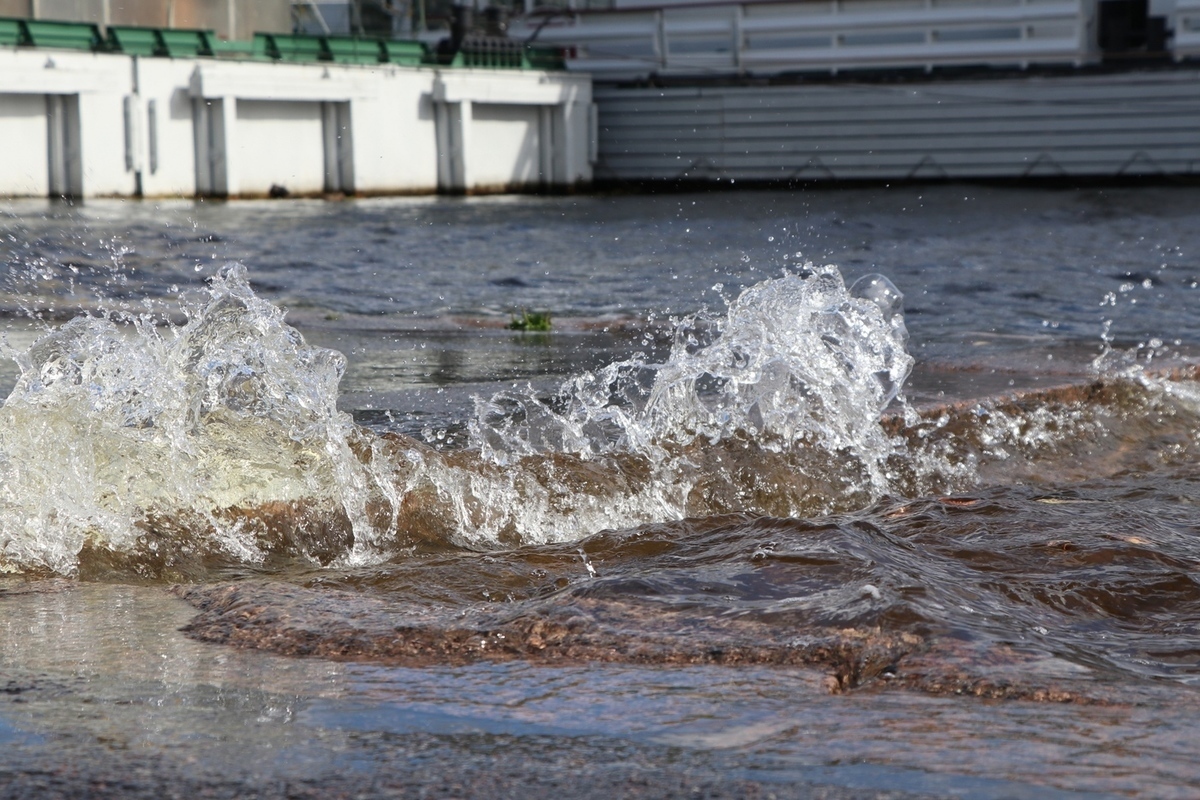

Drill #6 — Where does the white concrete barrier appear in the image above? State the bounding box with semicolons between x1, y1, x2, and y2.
0;49;136;197
0;48;594;199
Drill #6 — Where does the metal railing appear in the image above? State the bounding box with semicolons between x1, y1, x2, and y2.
511;0;1101;77
0;17;563;69
1174;0;1200;57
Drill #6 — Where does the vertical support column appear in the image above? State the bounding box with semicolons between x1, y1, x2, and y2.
553;93;595;187
587;102;598;168
46;94;82;199
559;100;583;185
125;56;143;194
336;102;354;193
193;95;236;197
830;0;840;73
62;94;81;197
147;99;158;176
554;101;572;188
123;94;144;195
538;105;554;188
123;94;149;186
923;0;935;72
226;0;237;41
732;5;743;73
436;99;472;193
322;101;355;194
47;94;67;197
192;98;211;195
217;95;237;197
655;10;668;70
322;102;340;192
456;99;472;192
435;100;452;190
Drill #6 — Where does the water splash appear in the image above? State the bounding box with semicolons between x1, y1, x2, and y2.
474;265;910;467
0;264;379;576
0;262;923;574
435;266;915;546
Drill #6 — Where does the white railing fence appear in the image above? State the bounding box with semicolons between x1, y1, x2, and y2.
511;0;1101;78
1174;0;1200;58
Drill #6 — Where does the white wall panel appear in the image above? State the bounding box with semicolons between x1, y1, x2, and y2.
348;72;441;195
0;49;593;198
0;94;50;198
137;60;204;198
0;50;134;198
234;100;327;197
469;104;542;190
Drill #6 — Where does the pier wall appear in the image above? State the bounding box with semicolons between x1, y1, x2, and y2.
0;48;594;199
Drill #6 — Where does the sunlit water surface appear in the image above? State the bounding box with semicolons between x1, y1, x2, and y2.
3;187;1200;798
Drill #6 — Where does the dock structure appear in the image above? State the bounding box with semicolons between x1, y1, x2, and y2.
0;20;593;199
511;0;1100;79
590;70;1200;183
507;0;1193;78
506;0;1200;184
7;0;1200;195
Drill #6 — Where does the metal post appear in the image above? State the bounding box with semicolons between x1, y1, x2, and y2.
300;1;333;35
47;94;81;199
147;99;158;176
655;9;667;69
538;105;553;187
192;99;208;195
732;4;743;72
337;103;354;193
456;100;472;191
47;95;66;197
323;102;339;193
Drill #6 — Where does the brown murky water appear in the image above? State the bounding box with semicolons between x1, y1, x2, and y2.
4;188;1200;798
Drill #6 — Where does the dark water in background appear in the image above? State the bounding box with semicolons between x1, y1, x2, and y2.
4;187;1200;798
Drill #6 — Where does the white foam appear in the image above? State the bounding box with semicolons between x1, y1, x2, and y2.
0;263;917;571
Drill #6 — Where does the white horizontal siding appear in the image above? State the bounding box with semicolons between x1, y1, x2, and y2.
593;70;1200;181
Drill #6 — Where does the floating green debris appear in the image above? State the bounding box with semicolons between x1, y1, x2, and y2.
508;311;552;332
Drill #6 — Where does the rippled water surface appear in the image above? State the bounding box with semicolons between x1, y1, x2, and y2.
3;186;1200;798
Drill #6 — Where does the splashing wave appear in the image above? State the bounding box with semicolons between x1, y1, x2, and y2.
5;261;1184;579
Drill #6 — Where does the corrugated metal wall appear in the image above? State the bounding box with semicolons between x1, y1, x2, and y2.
594;70;1200;182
